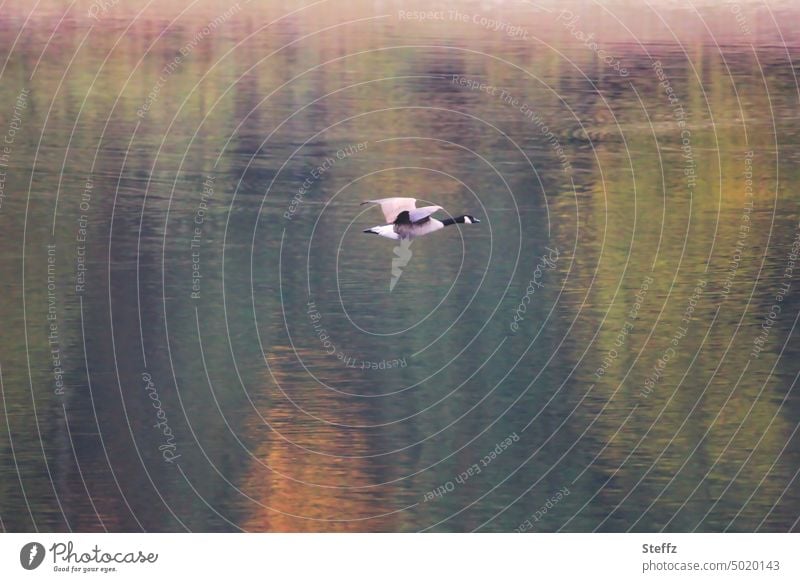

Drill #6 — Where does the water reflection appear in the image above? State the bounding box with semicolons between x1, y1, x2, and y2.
0;1;799;532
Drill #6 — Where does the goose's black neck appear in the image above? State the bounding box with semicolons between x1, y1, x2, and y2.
441;216;465;227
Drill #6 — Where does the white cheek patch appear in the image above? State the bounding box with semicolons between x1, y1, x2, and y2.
463;216;472;224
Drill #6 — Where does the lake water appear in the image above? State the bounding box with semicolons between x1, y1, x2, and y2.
0;0;799;532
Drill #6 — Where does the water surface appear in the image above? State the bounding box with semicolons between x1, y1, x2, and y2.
0;0;799;532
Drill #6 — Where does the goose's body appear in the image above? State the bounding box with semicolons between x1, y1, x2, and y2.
362;197;479;240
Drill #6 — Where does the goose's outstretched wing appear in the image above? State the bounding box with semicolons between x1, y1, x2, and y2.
409;205;442;223
361;197;417;223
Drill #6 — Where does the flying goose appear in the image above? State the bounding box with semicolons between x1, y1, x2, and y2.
361;197;480;240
